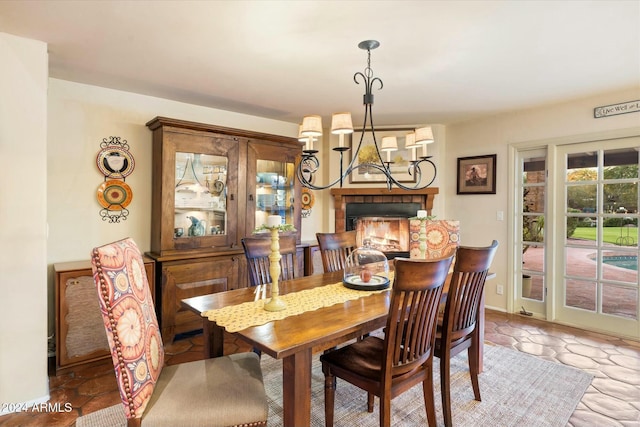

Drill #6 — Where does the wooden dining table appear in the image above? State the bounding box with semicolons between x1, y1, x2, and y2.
181;270;492;427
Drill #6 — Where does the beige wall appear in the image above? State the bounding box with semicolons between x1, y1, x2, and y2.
445;87;640;312
0;33;49;409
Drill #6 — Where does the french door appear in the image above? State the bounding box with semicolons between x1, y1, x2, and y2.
517;149;547;316
553;138;639;337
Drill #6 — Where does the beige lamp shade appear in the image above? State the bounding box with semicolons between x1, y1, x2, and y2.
330;112;354;134
414;127;434;144
404;132;418;149
298;125;317;143
301;115;323;137
381;136;398;151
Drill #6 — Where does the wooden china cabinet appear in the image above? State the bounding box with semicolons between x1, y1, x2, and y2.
146;117;302;342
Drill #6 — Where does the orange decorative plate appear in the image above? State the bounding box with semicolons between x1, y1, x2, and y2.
301;188;315;210
97;180;133;210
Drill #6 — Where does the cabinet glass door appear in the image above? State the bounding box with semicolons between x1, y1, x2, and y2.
175;152;228;238
255;159;295;228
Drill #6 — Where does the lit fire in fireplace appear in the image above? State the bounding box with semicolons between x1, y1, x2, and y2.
355;217;409;253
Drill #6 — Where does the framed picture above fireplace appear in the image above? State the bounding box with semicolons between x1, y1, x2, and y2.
457;154;497;194
348;128;416;184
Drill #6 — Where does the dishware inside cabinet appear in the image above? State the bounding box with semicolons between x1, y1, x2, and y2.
255;160;296;228
174;152;228;238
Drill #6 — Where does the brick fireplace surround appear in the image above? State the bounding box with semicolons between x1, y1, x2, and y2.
330;188;439;232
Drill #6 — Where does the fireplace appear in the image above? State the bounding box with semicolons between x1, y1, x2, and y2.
331;188;439;258
347;202;420;257
354;216;409;253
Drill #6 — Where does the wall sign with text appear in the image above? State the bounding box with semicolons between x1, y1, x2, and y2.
594;100;640;118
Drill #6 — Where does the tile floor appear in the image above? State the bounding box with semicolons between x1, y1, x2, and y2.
1;311;638;427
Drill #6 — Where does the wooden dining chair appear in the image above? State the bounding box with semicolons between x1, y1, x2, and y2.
242;234;298;286
320;255;454;427
91;238;268;427
435;240;498;427
316;230;357;273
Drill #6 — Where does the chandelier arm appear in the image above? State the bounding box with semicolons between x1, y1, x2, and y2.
353;157;438;191
297;152;359;190
340;100;373;180
389;158;437;190
368;77;383;97
362;103;392;176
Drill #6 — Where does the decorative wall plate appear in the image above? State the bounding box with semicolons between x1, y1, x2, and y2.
301;188;315;210
97;180;133;210
96;146;135;178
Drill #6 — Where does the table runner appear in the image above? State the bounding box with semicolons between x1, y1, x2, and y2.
202;279;391;332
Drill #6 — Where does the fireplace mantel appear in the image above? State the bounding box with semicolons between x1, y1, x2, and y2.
330;187;439;232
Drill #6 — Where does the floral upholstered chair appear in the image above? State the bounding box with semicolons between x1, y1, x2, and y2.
91;237;268;427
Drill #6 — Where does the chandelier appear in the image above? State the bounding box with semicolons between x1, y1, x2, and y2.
296;40;437;191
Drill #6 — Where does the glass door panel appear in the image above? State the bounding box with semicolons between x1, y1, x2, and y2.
255;159;295;228
520;150;547;307
555;140;639;337
175;152;228;238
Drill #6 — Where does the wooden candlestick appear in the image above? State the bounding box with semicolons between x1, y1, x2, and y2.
263;227;286;312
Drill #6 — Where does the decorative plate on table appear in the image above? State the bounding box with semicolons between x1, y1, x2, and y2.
343;275;390;291
97;180;133;210
96;146;135;178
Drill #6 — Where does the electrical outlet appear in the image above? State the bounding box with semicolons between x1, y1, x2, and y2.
496;211;504;221
496;285;504;295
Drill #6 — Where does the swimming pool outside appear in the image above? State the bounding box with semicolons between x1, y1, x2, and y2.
603;255;638;271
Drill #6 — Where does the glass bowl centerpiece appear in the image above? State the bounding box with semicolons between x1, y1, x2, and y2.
343;240;390;291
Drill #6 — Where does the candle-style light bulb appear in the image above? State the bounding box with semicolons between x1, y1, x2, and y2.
381;136;397;164
405;132;417;161
415;127;434;158
301;115;323;151
331;112;354;148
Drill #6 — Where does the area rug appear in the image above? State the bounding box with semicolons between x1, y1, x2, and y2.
76;344;592;427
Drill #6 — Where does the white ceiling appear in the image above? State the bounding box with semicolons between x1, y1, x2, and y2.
1;0;639;126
